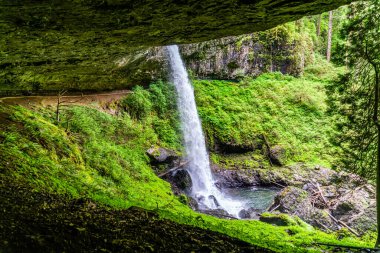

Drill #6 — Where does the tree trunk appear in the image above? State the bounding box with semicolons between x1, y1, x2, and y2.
377;119;380;247
316;14;322;37
375;66;380;247
327;11;333;62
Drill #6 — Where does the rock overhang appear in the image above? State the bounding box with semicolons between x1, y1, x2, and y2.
0;0;353;90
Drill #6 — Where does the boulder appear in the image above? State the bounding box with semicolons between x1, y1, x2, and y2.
259;213;311;228
331;186;375;234
208;195;221;208
308;166;337;186
269;186;337;231
272;186;310;214
347;204;377;233
269;145;286;166
238;207;261;219
170;169;193;192
330;171;367;188
260;214;291;226
163;168;193;195
188;197;199;211
146;146;179;164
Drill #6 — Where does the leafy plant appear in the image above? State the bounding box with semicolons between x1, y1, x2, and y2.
122;86;152;120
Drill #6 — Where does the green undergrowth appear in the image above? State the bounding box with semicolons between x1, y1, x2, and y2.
194;68;342;167
0;102;372;252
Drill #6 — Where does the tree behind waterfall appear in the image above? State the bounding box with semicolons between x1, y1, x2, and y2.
327;0;380;246
316;14;322;37
313;7;347;64
326;11;333;62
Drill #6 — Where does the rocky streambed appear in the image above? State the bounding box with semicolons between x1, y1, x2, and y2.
148;147;376;236
215;164;376;235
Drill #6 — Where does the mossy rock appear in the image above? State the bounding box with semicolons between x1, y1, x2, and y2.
260;213;312;230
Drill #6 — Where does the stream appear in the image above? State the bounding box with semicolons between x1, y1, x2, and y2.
222;187;280;214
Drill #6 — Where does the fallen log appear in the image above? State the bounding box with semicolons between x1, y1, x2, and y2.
271;181;286;188
268;204;280;212
314;220;331;232
315;182;328;207
158;161;189;178
325;211;360;237
314;242;379;252
309;181;329;208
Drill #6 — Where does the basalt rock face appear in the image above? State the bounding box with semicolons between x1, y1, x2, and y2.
180;33;305;79
115;27;309;90
1;0;352;90
35;27;309;91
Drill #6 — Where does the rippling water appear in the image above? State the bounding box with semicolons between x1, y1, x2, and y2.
222;187;280;213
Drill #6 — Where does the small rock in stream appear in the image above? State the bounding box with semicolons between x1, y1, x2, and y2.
238;207;261;219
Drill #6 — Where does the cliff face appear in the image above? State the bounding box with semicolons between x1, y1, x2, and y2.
180;28;312;79
0;0;351;90
114;23;314;85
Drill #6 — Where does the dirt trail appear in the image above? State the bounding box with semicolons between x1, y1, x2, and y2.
0;90;132;108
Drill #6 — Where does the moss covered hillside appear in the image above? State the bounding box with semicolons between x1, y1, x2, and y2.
195;59;345;168
0;65;373;252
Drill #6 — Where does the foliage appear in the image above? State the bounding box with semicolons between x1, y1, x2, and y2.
0;104;371;252
327;0;380;180
121;86;152;120
306;6;349;65
120;81;181;149
194;71;340;166
304;54;346;82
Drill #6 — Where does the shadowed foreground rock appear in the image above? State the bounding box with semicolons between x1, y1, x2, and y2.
0;179;272;253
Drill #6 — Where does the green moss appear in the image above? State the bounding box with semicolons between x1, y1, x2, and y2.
260;213;312;229
0;103;371;252
194;69;341;167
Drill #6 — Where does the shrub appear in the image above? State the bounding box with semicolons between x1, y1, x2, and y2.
122;86;152;120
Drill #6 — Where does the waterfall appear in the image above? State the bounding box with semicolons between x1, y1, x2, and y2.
166;45;244;217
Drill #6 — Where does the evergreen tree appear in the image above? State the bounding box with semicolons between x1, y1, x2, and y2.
327;0;380;245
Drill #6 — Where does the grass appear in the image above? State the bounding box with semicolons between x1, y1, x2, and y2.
0;100;373;252
193;70;342;167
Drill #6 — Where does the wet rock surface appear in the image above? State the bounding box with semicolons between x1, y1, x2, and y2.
168;169;193;192
199;209;236;220
268;172;375;234
146;146;192;196
239;207;261;219
213;165;261;188
212;163;376;234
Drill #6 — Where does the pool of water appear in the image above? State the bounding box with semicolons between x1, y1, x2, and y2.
222;186;280;214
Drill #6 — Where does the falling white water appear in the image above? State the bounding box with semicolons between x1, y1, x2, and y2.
166;45;244;217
